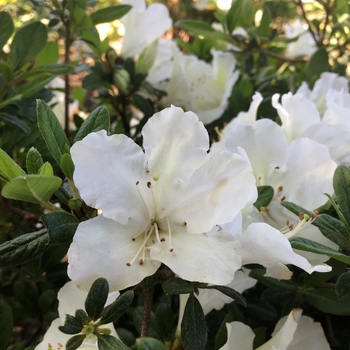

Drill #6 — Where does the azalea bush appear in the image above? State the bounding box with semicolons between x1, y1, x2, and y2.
1;0;350;349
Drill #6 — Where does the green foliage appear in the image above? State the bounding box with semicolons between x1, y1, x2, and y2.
90;4;132;24
253;185;274;210
0;300;14;350
85;278;109;320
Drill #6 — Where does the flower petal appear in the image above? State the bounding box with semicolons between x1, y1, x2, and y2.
71;130;149;224
220;322;255;350
68;215;161;291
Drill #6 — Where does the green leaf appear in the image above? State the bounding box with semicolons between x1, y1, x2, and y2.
136;39;158;74
0;95;23;109
10;74;55;99
2;175;62;204
226;0;243;33
0;229;49;266
85;278;109;320
35;41;59;66
74;106;110;143
9;21;47;71
136;338;167;350
38;290;56;313
258;7;271;37
36;99;70;166
20;64;74;79
90;5;132;24
140;270;159;292
0;12;14;52
333;165;350;228
253;186;274;210
162;277;196;295
154;303;174;342
0;148;26;181
205;285;246;306
302;288;350;315
0;300;13;350
59;315;83;334
249;269;297;291
41;211;79;245
176;20;225;40
39;162;54;176
214;312;234;350
60;153;75;180
0;61;13;81
0;114;30;134
336;271;350;300
290;237;350;264
66;334;86;350
99;290;134;325
97;334;130;350
306;48;329;86
181;293;207;350
336;0;349;15
26;147;44;174
75;309;89;324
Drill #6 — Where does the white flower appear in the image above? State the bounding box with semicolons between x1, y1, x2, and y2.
284;19;317;58
35;282;119;350
120;0;172;58
161;46;239;124
68;106;257;291
220;309;330;350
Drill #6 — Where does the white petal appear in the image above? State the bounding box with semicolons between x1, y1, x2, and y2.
71;130;149;224
169;150;256;233
220;322;255;350
68;215;161;291
150;226;241;285
257;309;302;350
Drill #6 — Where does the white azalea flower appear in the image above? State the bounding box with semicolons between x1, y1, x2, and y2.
35;282;119;350
284;19;317;58
220;309;330;350
69;106;257;291
120;0;172;58
214;119;337;278
161;46;239;124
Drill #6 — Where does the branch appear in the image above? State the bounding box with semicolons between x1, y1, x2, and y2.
140;286;155;337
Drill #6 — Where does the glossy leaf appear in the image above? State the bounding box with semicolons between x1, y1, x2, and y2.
85;278;109;320
336;271;350;300
253;186;274;210
181;293;207;350
0;229;49;266
41;211;79;245
36;99;70;166
59;315;83;334
97;334;130;350
74;106;110;143
2;175;62;204
66;334;86;350
90;5;132;24
9;21;47;71
162;277;196;295
0;148;26;181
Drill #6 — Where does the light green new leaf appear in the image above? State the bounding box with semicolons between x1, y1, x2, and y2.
0;12;14;52
26;147;44;174
74;106;110;142
35;41;59;66
2;174;62;204
39;162;54;176
9;21;47;71
90;5;132;25
290;237;350;264
36;99;70;166
0;148;26;181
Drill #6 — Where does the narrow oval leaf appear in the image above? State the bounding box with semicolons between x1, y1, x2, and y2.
97;334;130;350
39;162;54;176
0;94;23;109
0;148;26;181
0;114;31;135
60;153;75;180
41;211;79;245
90;5;132;24
181;293;207;350
85;278;109;320
206;285;246;306
162;277;196;295
290;237;350;264
176;20;216;36
9;21;47;71
0;12;14;51
136;338;167;350
36;99;70;166
26;147;44;174
2;175;62;204
226;0;243;33
0;300;13;350
0;229;49;266
99;290;134;325
66;334;86;350
59;315;84;334
333;165;350;228
75;309;89;324
336;271;350;300
21;64;74;79
74;106;110;143
11;74;55;99
306;48;330;85
253;186;274;210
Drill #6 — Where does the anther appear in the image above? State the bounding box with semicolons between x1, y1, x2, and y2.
170;248;174;252
298;213;303;220
281;196;286;202
139;259;144;265
278;186;283;193
126;262;131;266
160;238;165;242
286;220;289;225
147;181;151;188
289;224;294;230
136;181;139;185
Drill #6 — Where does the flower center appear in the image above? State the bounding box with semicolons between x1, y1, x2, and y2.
126;180;174;267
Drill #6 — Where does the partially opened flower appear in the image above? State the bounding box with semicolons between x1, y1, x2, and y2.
161;46;239;124
69;106;256;291
220;309;330;350
120;0;172;58
35;282;119;350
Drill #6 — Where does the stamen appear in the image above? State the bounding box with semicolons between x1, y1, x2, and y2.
135;181;152;217
281;196;286;202
165;216;173;252
284;214;315;239
278;186;283;193
154;222;161;243
126;225;155;266
132;220;152;241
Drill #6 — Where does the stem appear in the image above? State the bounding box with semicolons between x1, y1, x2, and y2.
140;286;155;337
259;49;308;63
64;22;72;136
